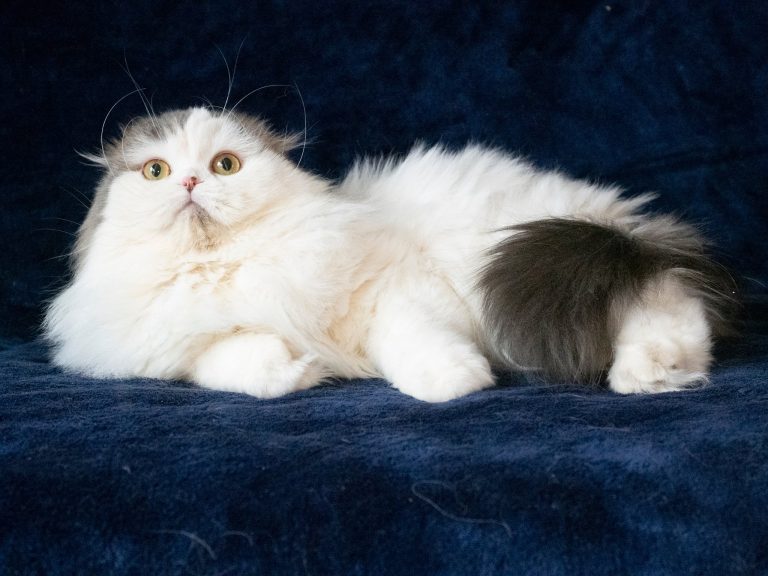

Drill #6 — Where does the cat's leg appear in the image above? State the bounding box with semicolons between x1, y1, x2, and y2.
191;332;325;398
608;274;712;394
366;290;495;402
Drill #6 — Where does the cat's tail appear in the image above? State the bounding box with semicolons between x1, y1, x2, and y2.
478;217;739;385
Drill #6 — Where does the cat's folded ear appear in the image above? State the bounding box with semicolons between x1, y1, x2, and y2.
227;111;305;157
264;129;304;157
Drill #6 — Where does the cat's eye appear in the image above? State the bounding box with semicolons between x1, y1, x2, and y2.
211;152;241;176
142;159;171;180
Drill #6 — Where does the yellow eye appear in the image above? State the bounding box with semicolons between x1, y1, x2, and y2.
142;159;171;180
211;152;241;175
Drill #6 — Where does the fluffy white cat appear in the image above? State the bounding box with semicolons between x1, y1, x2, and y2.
44;107;735;401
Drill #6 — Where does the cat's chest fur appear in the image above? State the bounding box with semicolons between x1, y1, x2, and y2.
148;225;352;321
53;201;369;379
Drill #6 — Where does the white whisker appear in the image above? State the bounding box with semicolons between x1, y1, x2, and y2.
122;54;160;134
215;45;234;113
63;188;91;211
226;84;292;119
99;88;146;177
193;96;220;112
42;216;83;227
293;82;308;169
120;117;139;170
35;228;78;238
216;36;249;113
45;238;94;263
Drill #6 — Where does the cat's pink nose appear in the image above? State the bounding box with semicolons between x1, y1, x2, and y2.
181;176;199;192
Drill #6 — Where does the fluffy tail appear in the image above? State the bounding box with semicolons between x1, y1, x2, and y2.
478;217;738;384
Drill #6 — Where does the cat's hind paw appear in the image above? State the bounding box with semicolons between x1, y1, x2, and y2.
607;341;709;394
607;273;714;395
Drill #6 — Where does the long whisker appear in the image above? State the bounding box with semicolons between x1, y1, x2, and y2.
225;83;308;166
193;95;220;112
45;252;77;263
122;53;160;134
100;88;146;177
120;116;139;170
293;82;308;169
215;45;234;113
148;91;161;125
35;228;78;238
226;84;293;119
63;187;91;211
229;36;247;109
45;235;95;264
42;216;84;227
216;36;249;113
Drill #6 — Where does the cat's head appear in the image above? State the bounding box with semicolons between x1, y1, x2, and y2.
77;107;306;258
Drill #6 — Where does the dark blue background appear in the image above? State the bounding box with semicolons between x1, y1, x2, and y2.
2;1;767;574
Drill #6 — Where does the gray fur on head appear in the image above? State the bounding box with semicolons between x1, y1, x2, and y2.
72;108;300;270
478;217;738;385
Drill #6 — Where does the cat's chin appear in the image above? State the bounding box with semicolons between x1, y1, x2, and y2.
176;202;227;249
176;199;206;217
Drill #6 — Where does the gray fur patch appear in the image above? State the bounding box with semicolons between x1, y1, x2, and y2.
479;217;738;385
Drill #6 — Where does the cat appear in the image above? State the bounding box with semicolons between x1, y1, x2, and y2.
43;107;737;401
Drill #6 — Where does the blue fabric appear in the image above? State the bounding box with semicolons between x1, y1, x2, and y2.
1;1;767;574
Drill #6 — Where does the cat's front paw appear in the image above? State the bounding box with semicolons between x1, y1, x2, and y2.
390;348;495;402
192;333;325;398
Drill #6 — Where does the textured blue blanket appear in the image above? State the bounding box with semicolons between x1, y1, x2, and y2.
1;1;767;574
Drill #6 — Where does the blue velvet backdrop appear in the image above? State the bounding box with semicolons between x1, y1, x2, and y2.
1;1;767;574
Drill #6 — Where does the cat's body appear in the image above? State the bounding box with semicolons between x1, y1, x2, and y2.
44;108;735;401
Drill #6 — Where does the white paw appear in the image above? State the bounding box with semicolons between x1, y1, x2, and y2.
608;340;709;394
192;333;325;398
391;349;495;402
609;274;714;395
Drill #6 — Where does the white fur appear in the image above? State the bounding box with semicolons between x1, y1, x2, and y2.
45;108;714;401
191;333;325;397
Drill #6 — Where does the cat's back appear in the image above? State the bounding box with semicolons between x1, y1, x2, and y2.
337;145;529;233
338;143;643;231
